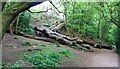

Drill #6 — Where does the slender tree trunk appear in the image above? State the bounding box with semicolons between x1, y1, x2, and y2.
15;13;21;34
63;2;69;36
116;2;120;54
116;29;120;54
8;23;13;35
97;19;100;39
2;1;7;11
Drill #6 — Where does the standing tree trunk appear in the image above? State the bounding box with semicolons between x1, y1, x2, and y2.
116;29;120;54
97;13;101;39
15;13;21;34
8;23;13;35
116;2;120;54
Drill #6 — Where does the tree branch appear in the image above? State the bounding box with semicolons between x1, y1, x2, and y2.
2;2;6;11
105;3;120;28
28;8;52;13
1;2;45;39
48;1;64;15
97;2;120;28
28;7;60;16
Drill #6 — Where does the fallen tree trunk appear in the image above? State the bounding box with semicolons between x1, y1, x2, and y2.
18;26;112;51
34;26;95;46
101;45;112;50
34;26;77;41
33;26;112;50
18;31;75;45
50;20;65;31
27;47;42;51
18;31;91;52
18;32;55;43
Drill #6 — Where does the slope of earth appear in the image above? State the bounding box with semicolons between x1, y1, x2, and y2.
2;33;118;68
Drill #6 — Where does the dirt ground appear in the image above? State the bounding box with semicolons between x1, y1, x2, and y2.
2;33;119;68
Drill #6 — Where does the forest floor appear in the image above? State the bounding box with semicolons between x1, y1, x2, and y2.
2;33;119;68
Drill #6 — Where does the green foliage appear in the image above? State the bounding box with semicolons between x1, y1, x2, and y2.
11;60;24;69
70;42;78;49
24;44;72;69
14;11;34;35
61;1;119;46
54;41;60;47
2;60;24;69
24;50;62;69
62;2;99;38
58;49;72;58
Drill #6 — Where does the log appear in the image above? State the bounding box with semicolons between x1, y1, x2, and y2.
82;44;90;49
34;26;78;41
18;31;75;45
50;20;65;31
18;26;112;51
82;39;98;46
18;32;55;43
101;44;112;50
27;48;42;51
18;32;90;52
33;26;112;50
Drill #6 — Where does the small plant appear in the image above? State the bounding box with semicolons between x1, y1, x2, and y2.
2;60;24;69
55;41;60;47
71;43;78;49
11;60;24;69
58;49;72;58
21;42;33;46
12;63;21;69
112;45;116;50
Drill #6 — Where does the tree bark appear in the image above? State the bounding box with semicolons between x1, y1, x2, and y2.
8;23;13;35
17;25;112;51
18;31;55;42
116;2;120;54
33;26;77;45
33;26;112;50
1;2;44;40
2;2;6;11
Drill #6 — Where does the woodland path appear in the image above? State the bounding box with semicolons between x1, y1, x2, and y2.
2;33;119;68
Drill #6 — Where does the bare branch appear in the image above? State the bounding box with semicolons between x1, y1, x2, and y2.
2;2;6;11
28;8;52;13
48;1;64;15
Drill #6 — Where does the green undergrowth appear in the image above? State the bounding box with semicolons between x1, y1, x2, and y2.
24;44;72;69
2;60;24;69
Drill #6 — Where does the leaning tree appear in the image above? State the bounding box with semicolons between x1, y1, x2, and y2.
0;0;47;40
